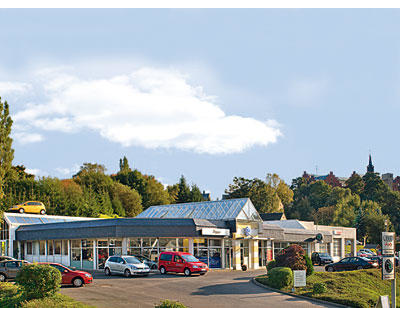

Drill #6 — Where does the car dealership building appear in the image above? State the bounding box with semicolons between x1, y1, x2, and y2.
1;198;356;270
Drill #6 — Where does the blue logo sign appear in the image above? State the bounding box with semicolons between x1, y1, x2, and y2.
244;226;251;236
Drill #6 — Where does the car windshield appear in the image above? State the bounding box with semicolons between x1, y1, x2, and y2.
319;253;330;258
123;256;141;264
181;255;199;262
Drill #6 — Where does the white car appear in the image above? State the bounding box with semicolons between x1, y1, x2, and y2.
104;255;150;277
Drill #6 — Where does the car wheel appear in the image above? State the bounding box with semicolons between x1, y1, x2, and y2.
327;266;334;272
40;209;46;215
184;268;191;277
124;269;131;278
160;266;167;274
72;277;83;287
0;273;6;282
19;208;24;214
357;266;363;270
105;267;111;276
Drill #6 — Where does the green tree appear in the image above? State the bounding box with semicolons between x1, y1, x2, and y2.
361;172;388;204
225;174;292;213
189;184;204;202
225;177;252;198
345;172;364;196
0;97;14;201
141;176;172;209
119;156;132;173
73;163;106;177
248;178;281;213
111;182;142;217
167;183;179;203
177;175;191;203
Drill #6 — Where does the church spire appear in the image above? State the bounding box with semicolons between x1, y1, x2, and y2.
367;154;374;173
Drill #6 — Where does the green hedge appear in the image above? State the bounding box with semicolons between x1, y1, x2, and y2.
266;260;276;271
0;282;25;308
155;299;187;308
304;255;314;276
266;267;293;289
15;264;62;300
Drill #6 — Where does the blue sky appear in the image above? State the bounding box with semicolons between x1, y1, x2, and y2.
1;9;400;198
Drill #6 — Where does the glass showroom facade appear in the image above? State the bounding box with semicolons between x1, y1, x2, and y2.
5;198;357;270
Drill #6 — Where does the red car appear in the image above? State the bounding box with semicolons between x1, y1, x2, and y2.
39;263;93;287
158;251;208;276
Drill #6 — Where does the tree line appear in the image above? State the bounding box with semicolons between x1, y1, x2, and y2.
223;171;399;243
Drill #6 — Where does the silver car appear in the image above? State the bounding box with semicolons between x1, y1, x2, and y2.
0;260;29;282
104;256;150;277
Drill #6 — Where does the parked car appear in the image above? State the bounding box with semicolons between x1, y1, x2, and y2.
369;255;399;268
135;255;158;270
359;248;376;256
0;256;16;262
158;251;208;276
8;201;46;214
311;252;333;265
104;255;150;277
325;256;378;272
0;260;30;282
357;251;372;258
38;262;93;287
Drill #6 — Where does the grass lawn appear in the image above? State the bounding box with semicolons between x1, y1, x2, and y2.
256;268;400;308
0;282;92;308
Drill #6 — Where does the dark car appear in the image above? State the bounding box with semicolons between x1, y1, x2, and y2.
311;252;333;265
325;256;378;272
0;260;30;282
135;255;158;270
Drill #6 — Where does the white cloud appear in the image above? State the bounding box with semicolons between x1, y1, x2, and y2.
13;132;44;144
0;81;31;95
55;164;80;176
25;168;48;178
12;67;282;154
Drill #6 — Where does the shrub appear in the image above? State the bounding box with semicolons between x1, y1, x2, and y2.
155;299;187;308
266;260;276;271
15;264;62;300
312;282;327;294
275;244;306;271
266;267;293;289
304;255;314;276
0;282;25;308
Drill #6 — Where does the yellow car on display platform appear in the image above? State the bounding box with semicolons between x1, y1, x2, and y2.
8;201;46;215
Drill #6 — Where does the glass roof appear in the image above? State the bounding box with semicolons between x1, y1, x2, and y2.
4;214;90;225
136;198;262;221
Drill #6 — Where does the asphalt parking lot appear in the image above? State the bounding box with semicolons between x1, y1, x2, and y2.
60;269;332;308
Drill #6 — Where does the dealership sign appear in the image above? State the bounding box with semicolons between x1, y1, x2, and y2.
382;257;395;280
201;228;230;236
382;232;395;255
293;270;306;287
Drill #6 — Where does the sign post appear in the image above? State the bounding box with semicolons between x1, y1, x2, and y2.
293;270;306;292
382;232;396;308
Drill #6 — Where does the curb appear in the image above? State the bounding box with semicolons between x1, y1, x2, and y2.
252;277;349;308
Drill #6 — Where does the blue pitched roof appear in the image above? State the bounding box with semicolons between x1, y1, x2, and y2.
136;198;262;221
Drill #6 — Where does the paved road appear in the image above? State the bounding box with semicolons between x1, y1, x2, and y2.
60;269;332;308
